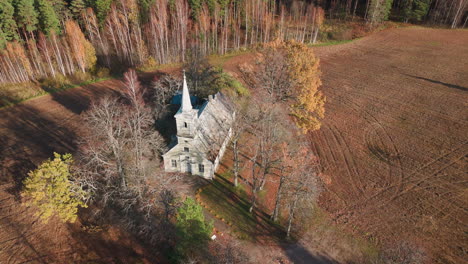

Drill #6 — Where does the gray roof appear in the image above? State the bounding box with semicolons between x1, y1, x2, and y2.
193;92;235;160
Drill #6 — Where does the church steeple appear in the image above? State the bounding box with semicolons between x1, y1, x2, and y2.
180;72;192;112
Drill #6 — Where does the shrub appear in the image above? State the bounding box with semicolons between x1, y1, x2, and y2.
71;71;93;83
138;56;158;71
40;74;71;90
95;67;110;78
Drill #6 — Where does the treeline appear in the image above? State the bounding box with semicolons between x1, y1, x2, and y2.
0;0;467;85
0;0;327;84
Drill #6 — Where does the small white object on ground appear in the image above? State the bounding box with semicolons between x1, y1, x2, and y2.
211;234;217;240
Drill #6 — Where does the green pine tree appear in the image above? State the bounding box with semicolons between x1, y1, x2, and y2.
36;0;60;35
50;0;69;22
0;0;19;40
69;0;85;20
22;153;88;223
188;0;202;20
15;0;39;34
403;0;431;22
369;0;394;24
0;28;7;48
94;0;112;23
175;197;213;260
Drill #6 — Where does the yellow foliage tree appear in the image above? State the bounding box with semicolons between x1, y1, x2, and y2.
22;153;87;223
65;20;96;72
286;41;326;133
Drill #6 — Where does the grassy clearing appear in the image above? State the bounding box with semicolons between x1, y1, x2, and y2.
199;172;380;261
0;77;110;109
308;207;380;261
310;39;357;47
198;172;283;242
208;49;251;67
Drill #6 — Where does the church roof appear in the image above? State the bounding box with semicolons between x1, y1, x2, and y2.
192;92;235;160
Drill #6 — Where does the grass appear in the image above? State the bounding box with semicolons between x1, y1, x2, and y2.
0;77;110;109
208;49;251;67
199;172;283;242
310;39;357;47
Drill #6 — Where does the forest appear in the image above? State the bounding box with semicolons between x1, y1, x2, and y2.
0;0;467;85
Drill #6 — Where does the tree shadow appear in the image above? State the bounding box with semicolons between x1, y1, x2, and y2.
42;80;123;115
280;243;338;264
0;103;78;196
404;74;467;92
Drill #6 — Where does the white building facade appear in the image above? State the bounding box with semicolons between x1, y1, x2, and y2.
162;74;235;179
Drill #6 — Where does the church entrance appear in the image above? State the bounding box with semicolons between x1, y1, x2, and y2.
182;156;191;173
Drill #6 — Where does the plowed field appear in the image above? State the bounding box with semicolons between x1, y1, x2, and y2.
308;27;468;263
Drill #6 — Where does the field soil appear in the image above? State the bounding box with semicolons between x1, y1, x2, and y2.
0;27;466;263
306;27;468;263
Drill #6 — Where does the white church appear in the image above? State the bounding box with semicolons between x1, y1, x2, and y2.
162;74;235;179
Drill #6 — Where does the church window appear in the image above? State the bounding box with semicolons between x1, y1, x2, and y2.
184;147;189;152
199;164;204;173
184;122;188;128
171;160;177;167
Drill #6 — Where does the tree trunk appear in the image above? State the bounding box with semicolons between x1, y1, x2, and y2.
286;194;299;238
313;28;319;44
271;175;285;221
233;140;239;187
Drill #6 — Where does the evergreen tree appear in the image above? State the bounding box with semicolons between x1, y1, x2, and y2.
368;0;394;24
14;0;38;34
36;0;61;35
22;153;88;223
0;0;19;40
0;28;7;48
94;0;112;23
175;197;213;260
188;0;202;20
137;0;154;23
69;0;85;20
50;0;69;22
403;0;431;22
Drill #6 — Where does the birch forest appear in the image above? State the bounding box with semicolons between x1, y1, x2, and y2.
0;0;467;84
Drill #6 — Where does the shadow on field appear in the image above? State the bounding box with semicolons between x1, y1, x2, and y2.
0;104;78;196
280;243;337;264
405;74;467;92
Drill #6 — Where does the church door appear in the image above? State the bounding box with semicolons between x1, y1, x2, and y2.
183;157;191;173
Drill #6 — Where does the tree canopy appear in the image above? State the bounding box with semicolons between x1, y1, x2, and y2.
22;153;87;223
175;197;213;259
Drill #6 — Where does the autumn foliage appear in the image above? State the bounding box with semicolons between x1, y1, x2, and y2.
22;153;87;223
240;40;325;133
286;41;326;133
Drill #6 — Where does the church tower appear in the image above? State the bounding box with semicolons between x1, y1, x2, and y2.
174;73;198;140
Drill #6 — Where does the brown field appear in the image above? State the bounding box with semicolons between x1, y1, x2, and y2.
307;27;468;263
0;27;467;263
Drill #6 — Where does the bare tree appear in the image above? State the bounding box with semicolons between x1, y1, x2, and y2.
239;48;294;101
373;241;427;264
282;148;322;238
151;74;182;111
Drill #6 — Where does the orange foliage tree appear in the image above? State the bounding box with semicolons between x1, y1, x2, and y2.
286;41;325;133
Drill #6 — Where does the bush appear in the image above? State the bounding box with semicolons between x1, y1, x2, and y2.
71;71;93;83
213;70;249;97
138;56;158;71
0;82;44;107
95;67;110;78
40;74;71;90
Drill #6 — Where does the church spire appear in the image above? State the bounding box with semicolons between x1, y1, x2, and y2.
181;71;193;111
